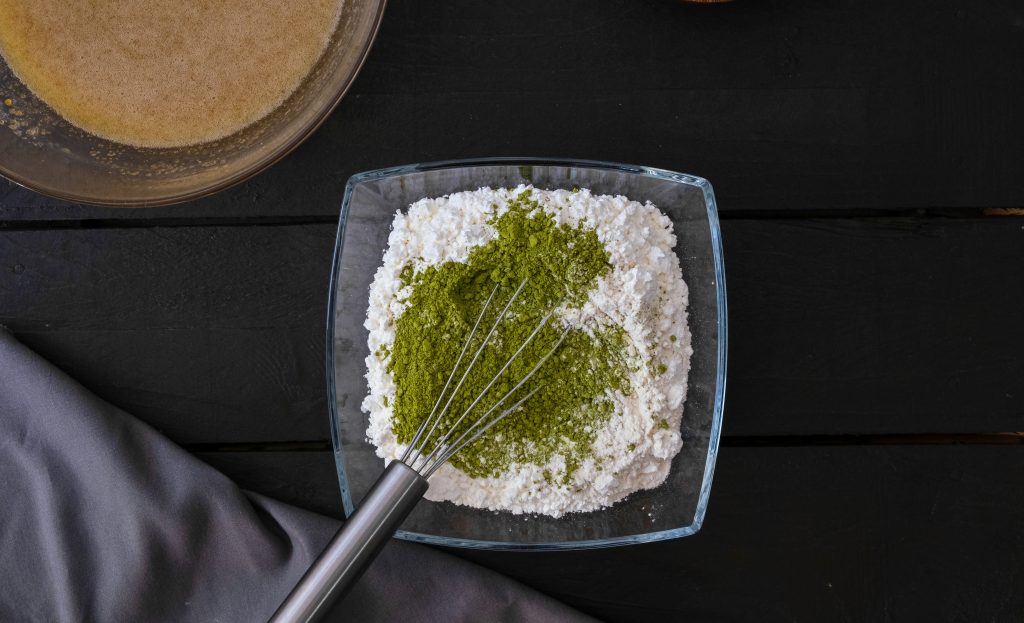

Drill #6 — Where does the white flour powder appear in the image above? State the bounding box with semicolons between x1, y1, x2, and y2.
362;186;691;517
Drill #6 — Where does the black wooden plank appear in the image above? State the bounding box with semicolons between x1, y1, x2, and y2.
2;218;1022;442
2;0;1023;220
203;446;1024;622
725;217;1024;435
0;225;337;443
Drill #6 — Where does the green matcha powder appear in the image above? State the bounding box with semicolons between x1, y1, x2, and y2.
382;191;633;484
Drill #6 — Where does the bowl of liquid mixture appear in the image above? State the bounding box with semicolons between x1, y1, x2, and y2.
0;0;386;206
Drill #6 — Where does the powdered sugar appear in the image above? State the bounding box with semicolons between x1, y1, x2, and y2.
363;186;691;517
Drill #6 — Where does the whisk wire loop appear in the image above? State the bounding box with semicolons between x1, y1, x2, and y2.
418;307;557;469
423;326;570;477
423;384;544;478
400;282;500;465
398;278;570;477
405;277;529;468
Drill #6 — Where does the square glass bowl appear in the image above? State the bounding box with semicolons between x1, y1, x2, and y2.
328;158;726;550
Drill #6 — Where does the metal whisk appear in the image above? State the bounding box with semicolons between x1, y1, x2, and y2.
270;278;565;623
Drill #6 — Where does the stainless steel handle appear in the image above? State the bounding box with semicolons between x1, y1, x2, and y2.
269;461;428;623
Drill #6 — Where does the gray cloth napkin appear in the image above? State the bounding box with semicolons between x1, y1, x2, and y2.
0;330;595;623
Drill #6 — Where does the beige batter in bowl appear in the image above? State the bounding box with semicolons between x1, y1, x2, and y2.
0;0;386;207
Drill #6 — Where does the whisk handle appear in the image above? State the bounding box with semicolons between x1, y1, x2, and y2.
268;461;428;623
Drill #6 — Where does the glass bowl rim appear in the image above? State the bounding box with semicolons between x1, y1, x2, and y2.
326;157;727;550
0;0;388;208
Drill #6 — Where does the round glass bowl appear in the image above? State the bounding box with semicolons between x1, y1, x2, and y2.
0;0;385;207
328;158;727;550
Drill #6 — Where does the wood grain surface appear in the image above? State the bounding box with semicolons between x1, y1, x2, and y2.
3;219;1020;442
2;0;1024;221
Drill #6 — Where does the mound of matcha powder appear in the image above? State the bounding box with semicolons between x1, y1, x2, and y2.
385;191;633;482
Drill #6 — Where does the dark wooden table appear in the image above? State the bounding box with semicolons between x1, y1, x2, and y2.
3;1;1023;620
